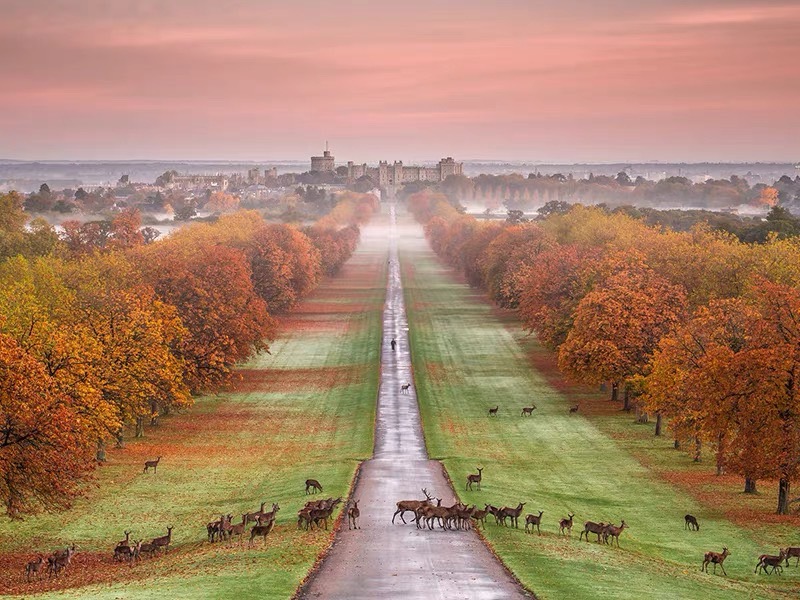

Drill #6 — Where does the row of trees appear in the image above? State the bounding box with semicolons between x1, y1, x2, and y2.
459;173;800;212
0;191;379;518
408;192;800;514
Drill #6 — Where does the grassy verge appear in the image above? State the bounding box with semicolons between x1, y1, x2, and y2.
400;225;800;600
0;230;386;599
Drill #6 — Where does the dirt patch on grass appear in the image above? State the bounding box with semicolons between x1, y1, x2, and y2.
425;361;462;385
0;551;148;596
231;365;366;393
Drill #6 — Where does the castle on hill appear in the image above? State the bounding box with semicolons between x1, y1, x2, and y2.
311;144;463;190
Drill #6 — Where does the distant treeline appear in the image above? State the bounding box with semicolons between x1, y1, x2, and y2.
402;172;800;213
409;191;800;515
0;191;379;518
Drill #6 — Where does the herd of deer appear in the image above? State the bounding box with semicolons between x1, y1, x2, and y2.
488;404;579;416
112;526;173;564
391;488;561;537
20;470;800;584
206;502;280;548
23;544;76;582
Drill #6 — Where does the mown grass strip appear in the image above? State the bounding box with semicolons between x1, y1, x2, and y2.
0;233;386;599
401;229;800;600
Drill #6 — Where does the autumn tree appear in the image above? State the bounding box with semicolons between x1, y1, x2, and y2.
0;331;97;518
62;253;191;441
645;287;800;512
138;240;275;391
558;254;687;409
206;191;240;213
479;224;554;308
517;244;601;350
247;224;322;312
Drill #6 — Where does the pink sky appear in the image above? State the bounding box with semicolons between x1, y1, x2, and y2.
1;0;798;162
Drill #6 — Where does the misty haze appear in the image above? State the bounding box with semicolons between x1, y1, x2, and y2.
1;2;799;599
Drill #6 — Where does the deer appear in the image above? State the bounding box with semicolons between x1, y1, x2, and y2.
425;500;458;530
569;404;579;414
581;521;607;542
559;513;575;536
783;546;800;567
227;515;248;546
244;502;267;525
701;547;730;576
130;540;143;564
218;514;234;542
24;555;46;582
143;456;161;473
348;500;360;530
135;540;157;560
414;498;440;529
466;467;483;491
454;504;475;531
485;504;503;525
114;530;133;561
249;519;275;547
755;550;786;575
684;514;699;531
471;506;489;529
47;545;76;578
392;488;434;524
521;405;537;416
525;511;544;535
207;516;223;542
603;521;628;547
257;503;280;526
305;478;323;494
500;502;526;529
150;525;173;554
400;382;411;394
488;405;499;417
305;498;341;530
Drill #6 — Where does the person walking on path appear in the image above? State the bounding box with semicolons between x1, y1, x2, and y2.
390;338;397;351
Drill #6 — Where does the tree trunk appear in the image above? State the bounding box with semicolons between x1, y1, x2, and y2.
96;440;107;462
693;437;702;462
135;417;145;438
622;386;631;412
115;428;125;449
715;434;725;476
777;478;791;515
611;381;619;402
674;436;680;449
655;413;662;436
744;478;757;494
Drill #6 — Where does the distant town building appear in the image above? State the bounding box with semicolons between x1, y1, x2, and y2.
314;145;463;195
311;142;336;172
168;174;229;191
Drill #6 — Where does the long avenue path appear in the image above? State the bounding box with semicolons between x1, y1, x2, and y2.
300;205;528;599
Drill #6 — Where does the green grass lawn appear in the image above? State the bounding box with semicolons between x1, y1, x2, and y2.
0;240;385;599
400;229;800;600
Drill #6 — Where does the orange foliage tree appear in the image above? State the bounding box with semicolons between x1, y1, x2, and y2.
0;331;96;517
557;255;687;409
206;191;240;213
247;224;322;312
645;285;800;513
138;239;275;392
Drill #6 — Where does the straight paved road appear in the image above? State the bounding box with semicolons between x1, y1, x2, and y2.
299;205;529;600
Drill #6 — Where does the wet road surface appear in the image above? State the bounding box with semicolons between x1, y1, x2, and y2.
299;206;529;600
